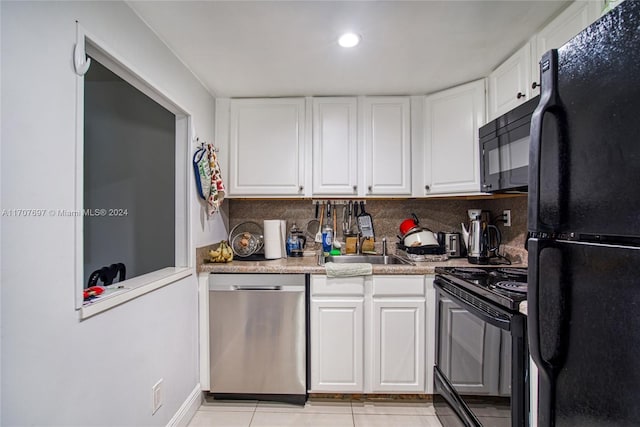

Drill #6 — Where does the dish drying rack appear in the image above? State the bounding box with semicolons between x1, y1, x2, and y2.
398;250;449;262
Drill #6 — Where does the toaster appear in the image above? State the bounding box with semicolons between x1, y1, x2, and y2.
441;232;465;258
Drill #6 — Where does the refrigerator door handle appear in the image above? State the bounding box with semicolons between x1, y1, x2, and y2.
529;238;569;427
528;49;563;234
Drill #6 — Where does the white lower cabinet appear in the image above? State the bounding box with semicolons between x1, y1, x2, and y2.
371;299;425;392
310;276;365;392
310;274;431;394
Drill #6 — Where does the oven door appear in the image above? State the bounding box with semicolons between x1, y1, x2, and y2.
480;120;530;193
434;277;528;427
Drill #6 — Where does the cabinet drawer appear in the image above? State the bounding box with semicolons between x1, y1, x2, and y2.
311;275;365;296
372;276;424;297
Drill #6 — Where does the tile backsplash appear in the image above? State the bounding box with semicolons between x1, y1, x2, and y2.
227;195;528;263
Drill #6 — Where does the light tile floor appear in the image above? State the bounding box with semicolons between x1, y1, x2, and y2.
188;398;443;427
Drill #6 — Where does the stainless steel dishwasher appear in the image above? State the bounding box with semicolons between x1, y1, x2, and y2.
209;273;307;405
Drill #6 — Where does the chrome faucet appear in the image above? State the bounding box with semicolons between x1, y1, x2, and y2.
382;237;387;256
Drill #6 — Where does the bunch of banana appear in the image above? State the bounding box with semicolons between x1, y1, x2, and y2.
209;240;234;263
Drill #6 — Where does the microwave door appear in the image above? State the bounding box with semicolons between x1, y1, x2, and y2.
482;122;530;192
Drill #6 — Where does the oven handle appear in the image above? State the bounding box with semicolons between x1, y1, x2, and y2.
434;279;511;331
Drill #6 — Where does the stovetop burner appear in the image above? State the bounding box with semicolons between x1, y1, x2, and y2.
435;266;527;310
493;280;528;294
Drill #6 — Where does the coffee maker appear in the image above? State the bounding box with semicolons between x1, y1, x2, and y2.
461;209;501;264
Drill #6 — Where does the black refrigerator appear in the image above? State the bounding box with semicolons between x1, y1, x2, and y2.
528;1;640;426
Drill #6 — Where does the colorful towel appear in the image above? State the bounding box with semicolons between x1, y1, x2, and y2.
193;142;225;216
206;144;225;215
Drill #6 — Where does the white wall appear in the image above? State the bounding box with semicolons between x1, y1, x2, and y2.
1;1;223;425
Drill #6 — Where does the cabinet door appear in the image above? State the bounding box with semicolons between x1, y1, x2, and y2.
312;98;359;196
424;79;486;195
229;98;306;196
371;299;425;392
488;43;532;120
310;298;364;392
532;1;604;97
362;97;411;195
424;276;436;394
438;297;501;395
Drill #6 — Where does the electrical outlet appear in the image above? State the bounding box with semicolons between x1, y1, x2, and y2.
503;210;512;227
152;379;163;414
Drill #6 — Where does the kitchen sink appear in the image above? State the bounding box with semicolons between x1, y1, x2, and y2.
325;254;414;265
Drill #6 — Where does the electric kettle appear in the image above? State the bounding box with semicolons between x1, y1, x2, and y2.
461;209;501;264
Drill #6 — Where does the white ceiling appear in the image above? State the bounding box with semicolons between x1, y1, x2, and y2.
128;0;570;98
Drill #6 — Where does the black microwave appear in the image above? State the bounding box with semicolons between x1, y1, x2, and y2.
479;95;540;193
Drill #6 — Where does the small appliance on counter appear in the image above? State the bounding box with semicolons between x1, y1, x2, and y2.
437;232;465;258
461;209;501;264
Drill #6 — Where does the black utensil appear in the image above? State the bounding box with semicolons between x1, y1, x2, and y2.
357;201;374;238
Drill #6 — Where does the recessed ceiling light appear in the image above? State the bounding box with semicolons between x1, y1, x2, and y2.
338;33;361;48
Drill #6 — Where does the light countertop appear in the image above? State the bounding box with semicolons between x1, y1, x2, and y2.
519;300;528;316
199;255;525;275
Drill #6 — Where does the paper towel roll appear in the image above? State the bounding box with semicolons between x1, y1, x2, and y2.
264;220;284;259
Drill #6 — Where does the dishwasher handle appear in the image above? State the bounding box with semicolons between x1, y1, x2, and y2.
232;285;282;291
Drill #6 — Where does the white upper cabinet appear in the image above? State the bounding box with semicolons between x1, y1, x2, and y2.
488;43;532;120
531;1;605;97
362;97;412;196
312;98;359;196
423;79;486;195
228;98;306;196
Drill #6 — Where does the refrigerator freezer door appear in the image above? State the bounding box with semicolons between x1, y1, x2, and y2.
529;1;640;242
529;238;640;426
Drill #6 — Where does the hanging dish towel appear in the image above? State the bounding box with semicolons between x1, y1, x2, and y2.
192;142;226;216
207;143;225;215
324;262;373;278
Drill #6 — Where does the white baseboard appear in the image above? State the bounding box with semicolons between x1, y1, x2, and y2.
167;383;202;427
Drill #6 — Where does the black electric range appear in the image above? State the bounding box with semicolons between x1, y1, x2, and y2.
434;266;529;427
434;266;527;312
